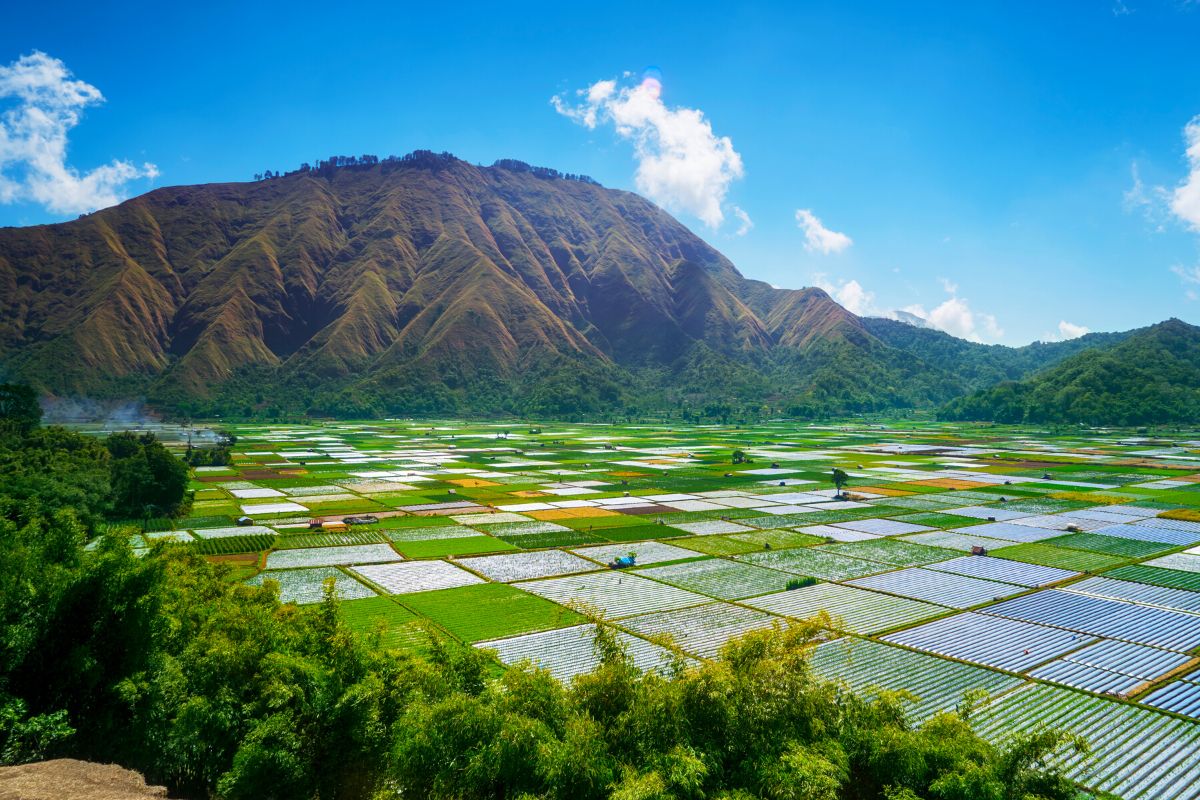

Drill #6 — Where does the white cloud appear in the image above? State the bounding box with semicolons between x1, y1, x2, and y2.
795;208;853;254
0;51;157;215
1053;320;1090;340
903;284;1003;343
1171;115;1200;231
553;74;743;227
732;206;753;236
812;273;877;316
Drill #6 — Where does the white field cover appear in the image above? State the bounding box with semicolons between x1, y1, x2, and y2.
973;682;1200;800
477;623;680;683
848;567;1025;609
809;639;1022;723
571;541;698;566
352;561;482;594
619;602;781;658
515;571;710;619
746;583;945;635
266;543;401;570
249;567;375;604
639;558;794;600
456;551;597;582
192;525;277;539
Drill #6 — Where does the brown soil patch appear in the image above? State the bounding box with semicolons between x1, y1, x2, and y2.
529;508;620;521
853;485;913;497
910;478;988;490
0;760;169;800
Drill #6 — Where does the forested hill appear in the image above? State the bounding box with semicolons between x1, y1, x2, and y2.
862;317;1130;390
938;318;1200;425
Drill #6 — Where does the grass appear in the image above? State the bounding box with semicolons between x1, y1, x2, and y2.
497;530;608;549
731;529;825;549
676;535;763;556
392;535;519;558
891;512;986;528
340;597;428;650
1041;532;1176;559
596;524;689;542
990;543;1128;572
400;583;586;642
275;529;389;549
1159;508;1200;522
1105;564;1200;591
189;534;277;555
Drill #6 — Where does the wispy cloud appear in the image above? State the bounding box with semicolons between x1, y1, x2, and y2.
552;72;743;228
1171;263;1200;301
0;51;157;215
732;206;753;236
795;208;853;254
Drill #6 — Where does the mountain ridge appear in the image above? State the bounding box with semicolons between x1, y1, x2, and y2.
0;151;1166;418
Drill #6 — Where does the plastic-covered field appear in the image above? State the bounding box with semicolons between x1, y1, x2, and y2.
265;543;402;569
248;567;376;604
985;589;1200;652
951;521;1064;542
476;623;680;683
1142;680;1200;718
847;567;1025;608
571;541;698;565
973;682;1200;800
638;558;795;600
899;530;1016;552
1028;639;1189;694
455;550;597;582
619;602;781;658
1067;576;1200;614
818;539;955;567
882;612;1094;672
809;638;1023;722
926;555;1076;586
735;548;887;581
352;560;483;594
515;571;710;619
744;583;946;634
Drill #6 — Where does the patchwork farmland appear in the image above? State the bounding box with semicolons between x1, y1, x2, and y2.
128;418;1200;799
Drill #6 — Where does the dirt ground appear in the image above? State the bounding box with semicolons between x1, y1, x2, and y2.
0;760;169;800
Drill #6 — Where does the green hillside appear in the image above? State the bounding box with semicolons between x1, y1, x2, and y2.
939;318;1200;425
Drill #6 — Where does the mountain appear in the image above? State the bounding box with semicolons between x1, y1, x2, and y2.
0;151;1143;418
938;319;1200;425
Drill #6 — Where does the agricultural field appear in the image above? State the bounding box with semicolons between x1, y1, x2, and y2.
133;417;1200;799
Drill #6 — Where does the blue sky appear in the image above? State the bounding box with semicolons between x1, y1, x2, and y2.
2;0;1199;344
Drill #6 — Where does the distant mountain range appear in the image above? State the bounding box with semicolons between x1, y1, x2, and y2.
0;151;1192;422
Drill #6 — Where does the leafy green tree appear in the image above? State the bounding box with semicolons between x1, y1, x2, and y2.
105;432;189;518
0;384;41;435
832;467;850;498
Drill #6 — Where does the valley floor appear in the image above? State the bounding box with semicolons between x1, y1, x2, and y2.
113;418;1200;800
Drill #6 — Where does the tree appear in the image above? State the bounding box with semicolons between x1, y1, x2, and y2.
832;467;850;499
0;384;42;436
105;433;189;519
731;449;749;464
